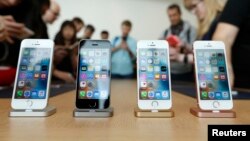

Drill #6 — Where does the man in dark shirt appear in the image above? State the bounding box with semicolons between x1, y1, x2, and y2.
213;0;250;88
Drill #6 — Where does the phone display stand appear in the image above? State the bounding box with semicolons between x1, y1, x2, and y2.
134;108;174;118
190;107;236;118
73;107;113;118
9;105;56;117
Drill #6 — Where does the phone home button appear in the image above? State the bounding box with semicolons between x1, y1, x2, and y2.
213;101;220;108
151;101;159;108
89;102;96;108
26;100;33;107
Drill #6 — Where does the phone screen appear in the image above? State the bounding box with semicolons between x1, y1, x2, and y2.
196;49;230;100
138;48;170;100
78;47;110;100
14;48;51;99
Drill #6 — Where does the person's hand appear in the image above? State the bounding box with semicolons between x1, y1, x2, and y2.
169;46;183;62
62;73;75;83
0;15;24;44
0;0;19;8
54;48;69;65
120;41;129;50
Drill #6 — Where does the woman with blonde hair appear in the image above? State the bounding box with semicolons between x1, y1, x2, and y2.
184;0;227;39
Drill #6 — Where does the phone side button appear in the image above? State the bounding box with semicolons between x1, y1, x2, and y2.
212;101;220;108
151;101;159;108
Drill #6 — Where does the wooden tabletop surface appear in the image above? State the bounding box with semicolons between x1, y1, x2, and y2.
0;80;250;141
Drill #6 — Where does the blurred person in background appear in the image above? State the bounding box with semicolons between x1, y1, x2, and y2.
100;30;109;40
53;20;77;83
212;0;250;88
82;24;95;39
42;0;60;24
111;20;136;79
72;17;84;33
160;4;196;81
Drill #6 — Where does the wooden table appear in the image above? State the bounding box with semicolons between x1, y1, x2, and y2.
0;80;250;141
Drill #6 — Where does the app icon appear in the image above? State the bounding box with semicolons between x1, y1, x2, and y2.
198;60;204;65
20;65;27;71
198;52;203;57
199;74;206;80
101;66;108;71
22;58;29;64
155;74;160;80
25;81;32;87
81;50;87;56
41;65;48;71
161;74;167;80
38;90;45;98
219;67;225;72
161;66;167;72
154;51;159;56
215;92;221;99
82;58;88;64
80;73;87;79
220;74;226;80
17;90;23;97
100;91;108;98
94;91;100;98
88;58;94;64
211;59;217;65
155;92;161;99
154;58;160;65
102;50;108;56
199;67;205;72
81;66;87;71
80;81;87;88
154;66;160;72
19;72;26;79
207;82;213;89
34;73;40;79
140;66;146;72
89;51;94;56
162;91;169;98
214;75;219;80
201;91;208;99
27;66;33;71
140;59;146;64
147;73;154;79
208;92;215;99
23;50;29;56
95;51;101;56
87;73;94;79
31;91;37;97
29;58;35;63
217;53;223;57
147;51;153;56
147;81;154;88
200;82;207;89
30;50;36;56
204;52;210;57
147;58;153;64
88;66;94;71
212;67;218;72
206;74;213;80
87;91;93;98
95;74;100;79
24;91;31;98
141;91;147;98
148;91;154;99
160;51;165;56
222;92;229;99
35;65;41;71
79;91;86;97
18;81;25;88
95;66;101;71
147;66;153;72
141;81;147;88
140;74;147;80
101;74;107;79
205;59;210;65
140;51;146;56
205;66;212;73
41;73;47;79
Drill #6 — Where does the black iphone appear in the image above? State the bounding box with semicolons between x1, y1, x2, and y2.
76;40;111;109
